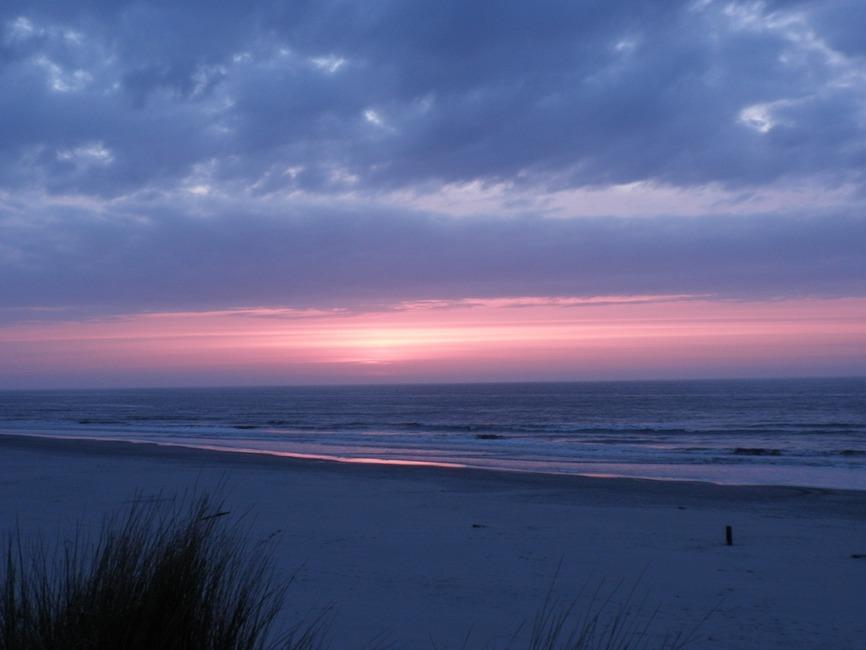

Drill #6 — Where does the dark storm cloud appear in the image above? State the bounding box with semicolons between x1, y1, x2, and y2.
0;0;864;196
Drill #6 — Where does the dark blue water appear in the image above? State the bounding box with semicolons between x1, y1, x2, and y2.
0;379;864;489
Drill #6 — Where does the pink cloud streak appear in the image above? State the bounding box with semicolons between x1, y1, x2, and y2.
1;295;865;386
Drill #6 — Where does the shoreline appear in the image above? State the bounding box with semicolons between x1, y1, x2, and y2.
3;429;866;500
7;428;866;533
2;429;864;495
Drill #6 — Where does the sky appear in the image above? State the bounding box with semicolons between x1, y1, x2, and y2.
1;0;866;387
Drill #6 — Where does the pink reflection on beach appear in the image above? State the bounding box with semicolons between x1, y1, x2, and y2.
195;445;469;469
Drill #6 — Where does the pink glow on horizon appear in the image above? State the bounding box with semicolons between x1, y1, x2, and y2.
1;295;865;386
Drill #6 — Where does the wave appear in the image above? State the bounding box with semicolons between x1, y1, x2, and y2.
2;415;864;440
732;447;783;456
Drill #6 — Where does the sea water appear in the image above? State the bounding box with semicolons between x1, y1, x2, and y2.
1;379;864;489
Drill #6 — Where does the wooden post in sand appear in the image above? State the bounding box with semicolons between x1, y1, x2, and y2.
726;525;733;546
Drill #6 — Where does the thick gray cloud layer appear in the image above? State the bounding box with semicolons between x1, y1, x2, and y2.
2;195;865;322
1;1;865;317
2;0;865;194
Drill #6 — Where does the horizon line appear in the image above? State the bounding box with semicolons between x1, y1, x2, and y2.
2;374;865;393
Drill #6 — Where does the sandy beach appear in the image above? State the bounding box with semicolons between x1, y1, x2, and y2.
1;433;864;648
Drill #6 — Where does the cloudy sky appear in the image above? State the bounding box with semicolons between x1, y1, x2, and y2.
1;0;865;387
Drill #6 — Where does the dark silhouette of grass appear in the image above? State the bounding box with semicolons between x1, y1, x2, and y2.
504;564;711;650
0;494;322;650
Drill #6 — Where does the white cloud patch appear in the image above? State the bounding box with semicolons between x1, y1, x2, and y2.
5;16;36;41
56;142;114;166
738;103;776;133
612;36;639;54
363;109;385;127
33;55;93;92
310;55;347;74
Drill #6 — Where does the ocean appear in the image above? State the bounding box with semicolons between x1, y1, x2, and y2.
1;379;864;489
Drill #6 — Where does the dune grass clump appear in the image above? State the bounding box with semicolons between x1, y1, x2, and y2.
0;495;316;650
520;570;708;650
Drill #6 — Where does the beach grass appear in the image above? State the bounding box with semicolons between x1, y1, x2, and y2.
517;567;706;650
0;494;319;650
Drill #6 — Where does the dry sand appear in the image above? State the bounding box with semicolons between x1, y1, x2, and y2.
0;433;864;648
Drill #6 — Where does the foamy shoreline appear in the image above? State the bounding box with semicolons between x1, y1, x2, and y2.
1;433;864;648
2;427;864;491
